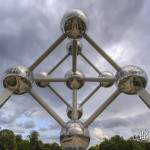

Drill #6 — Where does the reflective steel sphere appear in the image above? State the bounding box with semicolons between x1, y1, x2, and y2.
116;65;147;94
100;71;115;87
3;66;33;95
61;9;88;39
67;105;83;120
35;72;49;88
60;121;90;150
67;40;82;55
65;70;85;89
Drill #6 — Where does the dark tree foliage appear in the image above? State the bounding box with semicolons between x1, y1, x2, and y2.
0;129;62;150
28;131;41;150
89;135;150;150
0;129;16;150
0;129;149;150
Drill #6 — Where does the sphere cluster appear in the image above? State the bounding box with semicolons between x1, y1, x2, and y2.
2;9;149;150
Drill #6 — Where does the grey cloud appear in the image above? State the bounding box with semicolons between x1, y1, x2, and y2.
95;117;130;129
18;120;35;129
39;123;60;132
49;123;60;131
39;127;48;132
91;111;150;131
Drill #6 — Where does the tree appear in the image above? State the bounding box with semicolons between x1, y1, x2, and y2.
16;135;23;150
100;135;146;150
16;135;30;150
50;143;62;150
0;129;16;150
88;145;99;150
28;131;41;150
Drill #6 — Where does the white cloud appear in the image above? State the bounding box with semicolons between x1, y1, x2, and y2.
92;128;109;141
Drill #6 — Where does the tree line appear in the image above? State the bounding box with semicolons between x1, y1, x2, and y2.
0;129;61;150
89;135;150;150
0;129;150;150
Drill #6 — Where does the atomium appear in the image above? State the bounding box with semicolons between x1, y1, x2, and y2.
116;65;148;94
60;121;90;150
61;9;88;39
0;9;150;150
3;66;33;94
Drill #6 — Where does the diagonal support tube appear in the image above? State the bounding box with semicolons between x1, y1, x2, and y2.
84;33;121;71
138;88;150;109
84;89;120;127
48;53;70;75
80;84;101;107
0;89;13;108
30;89;66;127
29;34;66;71
48;85;72;108
80;53;101;75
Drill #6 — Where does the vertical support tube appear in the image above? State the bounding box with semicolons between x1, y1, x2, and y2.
72;89;78;120
72;40;78;73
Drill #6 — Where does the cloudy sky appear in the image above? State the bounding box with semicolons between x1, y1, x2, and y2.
0;0;150;146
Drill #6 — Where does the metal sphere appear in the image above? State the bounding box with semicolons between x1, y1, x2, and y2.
67;40;82;55
35;72;49;88
100;71;115;88
67;105;83;120
61;9;88;39
3;66;33;95
60;120;90;150
116;65;148;94
65;70;85;89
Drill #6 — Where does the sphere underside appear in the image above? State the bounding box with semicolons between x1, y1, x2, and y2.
35;72;49;88
65;70;85;89
67;40;82;55
61;10;88;39
116;66;147;94
100;71;115;88
60;121;90;150
3;66;32;94
60;135;90;150
67;106;83;119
